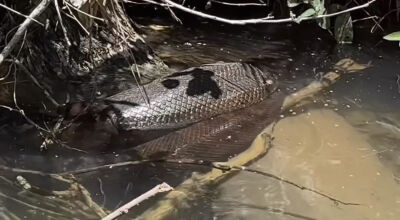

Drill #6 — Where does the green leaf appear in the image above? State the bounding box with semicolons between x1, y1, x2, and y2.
383;32;400;41
287;0;302;8
312;0;322;13
297;8;316;19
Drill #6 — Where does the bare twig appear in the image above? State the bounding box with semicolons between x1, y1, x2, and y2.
371;8;400;32
0;104;49;133
109;0;152;105
64;4;90;35
0;3;44;26
166;5;182;24
55;155;358;207
215;163;360;206
353;0;383;32
146;0;376;25
5;59;60;106
102;183;173;220
0;56;15;81
130;60;151;105
352;15;379;23
53;0;71;46
64;1;105;21
0;191;67;217
0;34;51;133
0;155;357;209
60;159;155;175
210;0;267;7
122;0;154;4
0;0;51;66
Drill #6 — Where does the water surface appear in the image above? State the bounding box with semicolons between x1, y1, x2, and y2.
0;19;399;219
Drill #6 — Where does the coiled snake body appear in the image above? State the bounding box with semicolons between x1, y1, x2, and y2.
105;63;277;130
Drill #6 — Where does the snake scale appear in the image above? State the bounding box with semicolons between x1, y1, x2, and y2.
103;62;278;130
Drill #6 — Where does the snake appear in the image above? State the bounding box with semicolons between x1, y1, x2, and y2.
102;62;278;130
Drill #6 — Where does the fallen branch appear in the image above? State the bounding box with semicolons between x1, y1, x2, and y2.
0;0;51;66
147;0;376;25
102;182;173;220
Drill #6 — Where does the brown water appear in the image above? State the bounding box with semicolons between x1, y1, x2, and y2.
141;21;400;219
1;18;400;219
212;109;400;220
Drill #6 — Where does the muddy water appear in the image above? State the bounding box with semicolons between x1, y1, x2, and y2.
1;17;400;219
213;110;400;220
177;46;400;220
141;23;400;219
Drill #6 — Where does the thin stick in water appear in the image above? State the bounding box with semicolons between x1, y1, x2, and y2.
102;182;173;220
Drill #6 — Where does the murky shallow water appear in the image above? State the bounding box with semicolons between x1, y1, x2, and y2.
142;22;400;219
1;18;400;219
211;109;400;220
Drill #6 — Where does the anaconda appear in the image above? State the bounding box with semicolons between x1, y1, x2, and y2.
103;62;277;130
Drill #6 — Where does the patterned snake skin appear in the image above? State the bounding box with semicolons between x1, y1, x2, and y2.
105;63;277;130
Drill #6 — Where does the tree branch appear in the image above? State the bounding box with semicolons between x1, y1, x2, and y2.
102;183;173;220
210;0;267;7
149;0;377;25
0;3;44;26
0;0;51;66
